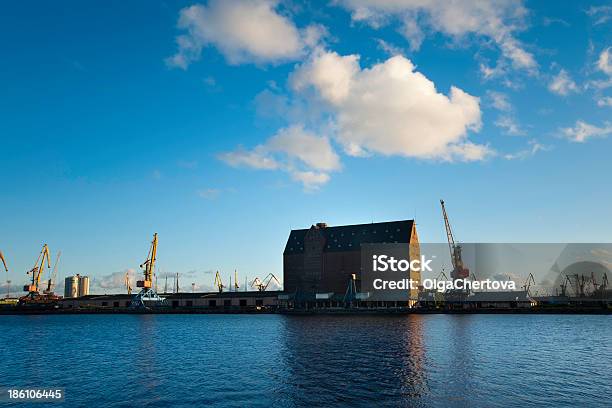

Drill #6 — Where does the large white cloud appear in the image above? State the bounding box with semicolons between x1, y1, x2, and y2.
336;0;536;72
166;0;320;68
292;51;489;161
219;125;340;189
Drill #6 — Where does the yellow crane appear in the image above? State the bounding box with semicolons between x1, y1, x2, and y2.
214;271;225;293
130;233;165;308
137;233;157;289
23;244;51;296
234;269;239;291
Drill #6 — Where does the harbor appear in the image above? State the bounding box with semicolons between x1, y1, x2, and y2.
2;200;610;315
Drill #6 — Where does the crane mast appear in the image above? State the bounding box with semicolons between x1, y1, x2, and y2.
23;244;51;295
214;271;225;293
440;200;469;280
130;233;165;308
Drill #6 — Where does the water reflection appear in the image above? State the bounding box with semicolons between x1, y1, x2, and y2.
278;315;430;407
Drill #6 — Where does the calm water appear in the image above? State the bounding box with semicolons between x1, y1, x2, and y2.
1;314;610;407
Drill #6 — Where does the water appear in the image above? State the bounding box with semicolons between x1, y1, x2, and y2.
1;314;610;407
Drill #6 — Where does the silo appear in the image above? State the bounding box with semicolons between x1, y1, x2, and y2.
78;275;90;297
64;276;78;298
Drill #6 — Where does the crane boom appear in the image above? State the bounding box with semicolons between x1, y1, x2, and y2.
44;251;62;294
214;271;225;293
440;200;469;280
0;250;8;273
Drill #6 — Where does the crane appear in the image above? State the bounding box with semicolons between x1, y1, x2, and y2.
440;200;469;280
522;272;536;296
43;251;61;295
0;250;7;274
234;270;239;291
125;271;132;295
0;250;8;298
251;273;281;291
214;271;225;293
23;244;52;297
130;233;166;308
559;275;571;297
137;233;157;290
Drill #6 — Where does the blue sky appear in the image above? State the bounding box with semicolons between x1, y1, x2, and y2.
1;1;611;293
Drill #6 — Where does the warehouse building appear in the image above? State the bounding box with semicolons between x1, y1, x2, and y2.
60;291;280;310
283;220;420;308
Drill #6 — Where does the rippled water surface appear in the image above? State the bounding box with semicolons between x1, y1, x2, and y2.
1;314;610;407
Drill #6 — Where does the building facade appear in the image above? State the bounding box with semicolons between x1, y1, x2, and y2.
283;220;420;306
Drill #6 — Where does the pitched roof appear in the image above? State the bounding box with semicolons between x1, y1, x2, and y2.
284;220;414;255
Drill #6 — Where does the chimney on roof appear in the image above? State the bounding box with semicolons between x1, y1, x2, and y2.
316;222;328;229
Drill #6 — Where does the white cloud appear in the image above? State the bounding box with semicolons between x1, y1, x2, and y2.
95;269;135;292
219;124;340;189
487;90;512;111
548;69;579;96
586;6;612;26
337;0;537;73
597;96;612;107
560;120;612;143
292;51;490;161
504;139;549;160
166;0;319;68
219;146;279;170
495;115;525;136
597;47;612;76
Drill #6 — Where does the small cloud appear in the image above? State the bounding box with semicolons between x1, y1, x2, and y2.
495;115;526;136
542;17;570;27
548;69;579;96
597;47;612;76
586;6;612;26
219;125;340;190
197;188;220;200
504;140;550;160
487;90;512;112
559;120;612;143
596;96;612;107
376;39;405;56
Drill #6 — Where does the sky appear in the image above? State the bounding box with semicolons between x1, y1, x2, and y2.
1;0;611;294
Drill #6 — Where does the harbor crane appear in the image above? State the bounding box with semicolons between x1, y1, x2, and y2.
130;233;165;308
559;275;571;297
43;251;61;295
234;270;239;291
522;273;536;296
440;200;469;280
251;273;280;291
23;244;51;298
19;244;61;305
214;271;225;293
0;250;8;297
125;271;132;295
